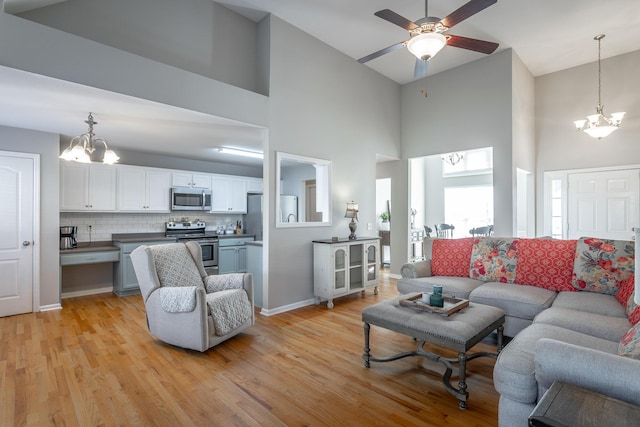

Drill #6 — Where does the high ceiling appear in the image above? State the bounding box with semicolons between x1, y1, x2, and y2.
2;0;640;165
217;0;640;84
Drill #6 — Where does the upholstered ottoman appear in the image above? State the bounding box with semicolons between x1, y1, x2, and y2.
362;293;505;408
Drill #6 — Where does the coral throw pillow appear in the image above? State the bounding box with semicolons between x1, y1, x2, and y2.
572;237;634;295
469;237;519;283
615;275;640;326
431;238;474;277
515;239;578;291
619;323;640;360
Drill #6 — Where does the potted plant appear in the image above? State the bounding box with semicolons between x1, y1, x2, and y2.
379;212;390;231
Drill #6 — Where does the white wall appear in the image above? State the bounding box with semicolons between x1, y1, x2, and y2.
265;15;401;310
18;0;262;94
535;49;640;233
0;125;60;308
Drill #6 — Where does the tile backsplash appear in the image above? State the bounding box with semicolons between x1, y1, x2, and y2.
60;212;243;242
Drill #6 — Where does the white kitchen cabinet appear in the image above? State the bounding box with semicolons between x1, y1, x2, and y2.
172;172;211;189
218;236;253;274
60;162;117;211
117;166;171;212
210;175;248;213
246;178;263;193
313;238;379;309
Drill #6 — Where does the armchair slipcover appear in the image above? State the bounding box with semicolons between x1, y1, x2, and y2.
130;241;254;352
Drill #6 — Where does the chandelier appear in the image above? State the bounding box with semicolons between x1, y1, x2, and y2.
573;35;625;139
442;152;464;166
59;113;120;164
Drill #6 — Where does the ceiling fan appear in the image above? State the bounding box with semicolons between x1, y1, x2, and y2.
358;0;499;79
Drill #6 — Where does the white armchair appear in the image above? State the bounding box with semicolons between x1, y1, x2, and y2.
130;241;254;352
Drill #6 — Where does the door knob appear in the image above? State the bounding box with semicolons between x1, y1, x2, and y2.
23;241;31;246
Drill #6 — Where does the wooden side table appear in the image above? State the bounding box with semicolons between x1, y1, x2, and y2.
529;381;640;427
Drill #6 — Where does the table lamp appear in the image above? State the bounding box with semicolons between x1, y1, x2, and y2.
345;201;359;240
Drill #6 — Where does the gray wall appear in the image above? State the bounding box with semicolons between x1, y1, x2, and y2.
0;125;60;308
401;49;515;238
265;15;401;309
535;49;640;233
18;0;262;95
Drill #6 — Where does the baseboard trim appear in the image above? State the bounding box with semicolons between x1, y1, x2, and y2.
389;273;401;279
61;287;113;299
259;298;316;316
39;303;62;312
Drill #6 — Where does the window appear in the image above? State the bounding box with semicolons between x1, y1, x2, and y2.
442;148;493;177
444;186;494;237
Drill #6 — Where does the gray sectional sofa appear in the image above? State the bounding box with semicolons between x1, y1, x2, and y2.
398;236;640;426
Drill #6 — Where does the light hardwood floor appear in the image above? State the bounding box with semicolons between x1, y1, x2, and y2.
0;271;500;426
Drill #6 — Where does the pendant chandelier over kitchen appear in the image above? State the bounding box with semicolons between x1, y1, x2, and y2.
59;112;120;164
573;34;625;139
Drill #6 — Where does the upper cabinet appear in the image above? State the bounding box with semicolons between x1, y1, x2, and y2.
211;175;248;213
60;163;116;211
246;178;263;193
60;162;261;214
117;166;171;212
172;172;212;189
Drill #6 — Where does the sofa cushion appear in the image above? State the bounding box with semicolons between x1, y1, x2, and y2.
533;307;630;342
619;323;640;360
615;274;640;325
494;323;618;404
205;273;244;293
515;238;577;291
396;276;484;299
469;237;519;283
205;289;252;336
469;282;556;320
572;237;634;295
431;237;474;277
552;291;627;318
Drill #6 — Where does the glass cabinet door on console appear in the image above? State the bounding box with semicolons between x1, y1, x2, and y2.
313;238;380;309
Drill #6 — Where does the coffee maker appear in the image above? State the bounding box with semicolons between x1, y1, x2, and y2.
60;226;78;249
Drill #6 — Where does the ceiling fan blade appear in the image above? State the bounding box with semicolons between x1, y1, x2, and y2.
440;0;496;29
414;59;429;79
374;9;419;31
446;34;499;54
358;41;406;64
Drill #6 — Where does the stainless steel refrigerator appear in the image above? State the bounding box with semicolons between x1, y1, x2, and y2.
245;194;298;241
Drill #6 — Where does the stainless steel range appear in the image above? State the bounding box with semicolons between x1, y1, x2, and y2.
165;220;219;274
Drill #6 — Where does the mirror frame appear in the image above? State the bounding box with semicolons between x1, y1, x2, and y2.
276;151;332;228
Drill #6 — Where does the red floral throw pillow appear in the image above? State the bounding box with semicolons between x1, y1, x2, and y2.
469;237;519;283
431;238;474;277
572;237;635;295
616;275;640;326
515;238;578;291
619;323;640;359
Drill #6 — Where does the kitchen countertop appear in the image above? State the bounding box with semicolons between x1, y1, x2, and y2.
111;232;177;243
218;234;255;239
245;241;262;247
60;241;119;254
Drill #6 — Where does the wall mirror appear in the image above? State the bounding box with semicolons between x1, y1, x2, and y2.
276;151;332;227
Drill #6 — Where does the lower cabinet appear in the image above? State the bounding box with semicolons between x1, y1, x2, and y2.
218;237;254;274
113;240;175;296
313;237;380;309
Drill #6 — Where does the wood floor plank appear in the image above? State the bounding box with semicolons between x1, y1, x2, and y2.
0;271;500;426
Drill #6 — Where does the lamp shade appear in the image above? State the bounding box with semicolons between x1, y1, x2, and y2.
406;32;447;61
344;201;359;219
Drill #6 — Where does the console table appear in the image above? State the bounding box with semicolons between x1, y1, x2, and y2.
313;237;380;309
529;381;640;427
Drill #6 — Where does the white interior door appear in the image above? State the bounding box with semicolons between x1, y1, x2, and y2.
568;169;639;240
0;152;36;316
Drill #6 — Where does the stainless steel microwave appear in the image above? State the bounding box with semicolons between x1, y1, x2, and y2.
171;187;212;211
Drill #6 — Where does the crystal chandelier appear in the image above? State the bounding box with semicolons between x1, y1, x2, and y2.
573;35;625;139
59;113;120;164
442;152;464;166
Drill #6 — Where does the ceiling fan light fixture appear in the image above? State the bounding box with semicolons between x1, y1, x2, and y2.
406;32;447;61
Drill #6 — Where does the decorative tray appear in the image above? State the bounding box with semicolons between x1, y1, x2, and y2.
399;293;469;316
